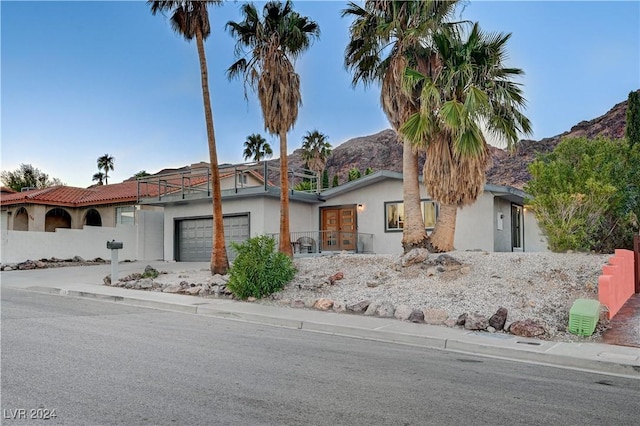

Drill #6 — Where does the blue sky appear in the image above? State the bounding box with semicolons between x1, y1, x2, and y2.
2;1;639;188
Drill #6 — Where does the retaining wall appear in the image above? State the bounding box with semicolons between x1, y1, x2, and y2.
598;249;635;319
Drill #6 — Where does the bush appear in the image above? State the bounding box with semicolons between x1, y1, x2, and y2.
227;235;296;300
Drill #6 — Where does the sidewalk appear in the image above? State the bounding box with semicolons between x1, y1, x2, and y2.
2;261;639;379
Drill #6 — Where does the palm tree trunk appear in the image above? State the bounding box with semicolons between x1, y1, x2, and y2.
196;29;229;274
401;138;428;253
429;203;457;252
279;130;293;257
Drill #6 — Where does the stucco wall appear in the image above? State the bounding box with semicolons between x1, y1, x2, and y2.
136;210;164;261
453;193;495;252
524;209;549;252
161;196;317;261
0;227;137;263
493;198;513;252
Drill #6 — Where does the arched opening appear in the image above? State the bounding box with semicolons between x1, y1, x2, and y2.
84;209;102;227
45;208;71;232
13;207;29;231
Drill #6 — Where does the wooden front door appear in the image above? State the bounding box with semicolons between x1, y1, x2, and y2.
321;206;356;251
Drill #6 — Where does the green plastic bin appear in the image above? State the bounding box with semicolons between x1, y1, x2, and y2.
568;299;600;337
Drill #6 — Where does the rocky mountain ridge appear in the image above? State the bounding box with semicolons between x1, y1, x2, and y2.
303;91;634;189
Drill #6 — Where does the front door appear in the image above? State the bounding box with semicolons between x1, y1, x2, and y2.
321;206;356;251
511;205;523;251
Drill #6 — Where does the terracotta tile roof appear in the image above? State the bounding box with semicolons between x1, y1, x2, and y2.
1;186;16;194
0;181;144;207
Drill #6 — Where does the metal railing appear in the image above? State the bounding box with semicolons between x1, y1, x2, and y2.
267;231;374;255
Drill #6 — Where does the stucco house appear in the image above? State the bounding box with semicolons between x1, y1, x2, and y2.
137;162;548;262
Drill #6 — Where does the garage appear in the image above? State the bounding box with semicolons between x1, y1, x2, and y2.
175;214;249;262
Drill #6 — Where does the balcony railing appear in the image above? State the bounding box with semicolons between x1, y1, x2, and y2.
267;231;374;255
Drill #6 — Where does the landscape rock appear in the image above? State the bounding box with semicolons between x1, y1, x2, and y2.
144;265;159;276
394;304;413;321
303;298;317;308
17;260;36;270
163;284;181;293
489;307;508;331
332;301;346;313
456;313;468;326
435;254;462;267
138;278;154;289
509;319;547;337
408;310;425;323
185;286;202;296
247;297;257;302
103;275;111;285
364;302;381;316
328;271;344;285
376;301;395;318
73;255;85;263
464;312;489;330
443;317;458;327
400;248;430;267
291;299;305;309
314;298;334;311
346;300;371;313
423;308;449;325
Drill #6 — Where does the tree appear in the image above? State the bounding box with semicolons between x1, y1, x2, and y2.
332;175;339;188
149;0;229;274
348;167;361;182
1;164;64;192
626;90;640;148
525;137;640;253
242;133;273;162
322;169;329;190
401;23;532;251
343;0;462;253
227;0;320;257
92;172;105;185
96;154;114;184
134;170;151;178
300;130;332;192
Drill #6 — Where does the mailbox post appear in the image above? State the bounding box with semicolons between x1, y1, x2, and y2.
107;240;124;283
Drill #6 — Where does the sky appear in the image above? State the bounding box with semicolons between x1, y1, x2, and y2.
1;0;639;188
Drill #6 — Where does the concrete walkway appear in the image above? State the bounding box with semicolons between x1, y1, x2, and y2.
1;261;639;379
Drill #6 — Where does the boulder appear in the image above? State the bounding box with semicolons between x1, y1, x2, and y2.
291;299;305;309
489;307;508;331
509;319;547;337
435;254;462;267
364;302;380;316
408;310;425;323
304;298;317;308
443;317;458;327
332;301;346;313
247;297;257;302
185;286;202;296
464;312;489;330
423;308;449;325
103;275;112;286
400;248;430;267
138;278;153;289
17;260;36;270
394;304;413;321
376;301;395;318
73;255;85;263
314;298;334;311
162;284;180;293
347;300;371;313
456;313;467;326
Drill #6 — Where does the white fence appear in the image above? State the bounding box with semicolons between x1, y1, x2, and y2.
0;211;164;264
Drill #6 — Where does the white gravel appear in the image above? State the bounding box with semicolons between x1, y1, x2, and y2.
260;251;611;342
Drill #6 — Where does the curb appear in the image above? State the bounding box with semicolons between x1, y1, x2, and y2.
25;286;640;379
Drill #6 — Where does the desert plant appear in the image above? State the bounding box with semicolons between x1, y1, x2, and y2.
348;167;361;182
332;175;339;188
227;235;296;300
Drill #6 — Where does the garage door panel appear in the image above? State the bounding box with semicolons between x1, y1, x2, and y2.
177;215;249;262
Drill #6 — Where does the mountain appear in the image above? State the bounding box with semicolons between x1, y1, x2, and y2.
306;91;635;189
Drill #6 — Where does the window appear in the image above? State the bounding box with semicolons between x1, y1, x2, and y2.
385;200;438;232
116;206;135;225
237;173;247;185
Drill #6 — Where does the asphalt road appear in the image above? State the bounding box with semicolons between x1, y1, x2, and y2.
2;288;639;426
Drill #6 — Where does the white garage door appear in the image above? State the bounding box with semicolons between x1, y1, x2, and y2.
176;214;249;262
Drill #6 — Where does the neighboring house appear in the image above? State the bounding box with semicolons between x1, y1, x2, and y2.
0;180;164;263
137;163;548;262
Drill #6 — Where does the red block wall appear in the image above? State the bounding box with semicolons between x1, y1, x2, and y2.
598;249;635;319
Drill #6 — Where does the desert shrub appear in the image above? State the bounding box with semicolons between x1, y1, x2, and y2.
294;180;314;192
348;167;361;182
227;235;296;300
525;137;640;252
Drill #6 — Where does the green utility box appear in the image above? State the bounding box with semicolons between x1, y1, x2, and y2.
568;299;600;336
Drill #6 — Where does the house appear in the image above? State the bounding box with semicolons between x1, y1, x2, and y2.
137;162;548;262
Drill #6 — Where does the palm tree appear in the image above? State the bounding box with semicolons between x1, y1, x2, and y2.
149;0;229;274
97;154;114;184
300;130;332;192
401;23;532;251
343;0;462;253
227;0;320;257
92;172;105;185
242;133;273;162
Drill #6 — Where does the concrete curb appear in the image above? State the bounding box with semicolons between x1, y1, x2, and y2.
24;286;640;379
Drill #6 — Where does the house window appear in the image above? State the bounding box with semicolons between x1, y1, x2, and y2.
385;200;438;232
116;206;135;225
237;173;247;185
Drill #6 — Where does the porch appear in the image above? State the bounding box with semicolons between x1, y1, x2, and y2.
267;231;374;256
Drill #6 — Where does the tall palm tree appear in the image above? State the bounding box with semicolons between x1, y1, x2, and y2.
300;130;332;192
97;154;114;184
227;0;320;257
401;23;532;251
92;172;105;185
242;133;273;162
343;0;462;253
149;0;229;274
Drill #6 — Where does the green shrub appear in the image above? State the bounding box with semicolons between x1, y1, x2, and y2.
227;235;296;300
